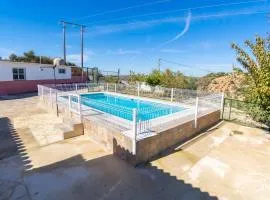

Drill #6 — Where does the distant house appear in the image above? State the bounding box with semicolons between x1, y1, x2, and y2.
0;61;86;95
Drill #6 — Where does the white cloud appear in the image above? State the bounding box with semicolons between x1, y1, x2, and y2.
160;48;188;53
106;49;141;55
160;11;192;47
66;50;96;64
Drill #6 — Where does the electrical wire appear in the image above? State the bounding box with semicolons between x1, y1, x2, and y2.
82;0;266;26
70;0;170;22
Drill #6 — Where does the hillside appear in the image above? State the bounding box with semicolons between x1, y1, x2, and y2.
206;73;245;98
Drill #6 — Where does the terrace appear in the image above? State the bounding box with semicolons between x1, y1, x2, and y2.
0;95;269;199
38;83;223;164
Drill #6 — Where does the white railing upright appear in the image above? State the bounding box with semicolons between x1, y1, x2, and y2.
171;88;174;102
137;82;140;97
194;97;199;128
68;94;71;116
132;108;137;155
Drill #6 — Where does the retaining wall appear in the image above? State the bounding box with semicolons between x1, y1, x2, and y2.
84;110;220;165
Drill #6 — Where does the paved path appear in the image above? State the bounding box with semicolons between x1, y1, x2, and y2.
0;94;270;200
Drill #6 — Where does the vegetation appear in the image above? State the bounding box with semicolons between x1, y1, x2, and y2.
104;76;119;83
9;50;76;66
128;71;147;83
232;35;270;125
129;69;193;89
196;72;229;90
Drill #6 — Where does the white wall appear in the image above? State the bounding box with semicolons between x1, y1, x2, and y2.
0;61;72;81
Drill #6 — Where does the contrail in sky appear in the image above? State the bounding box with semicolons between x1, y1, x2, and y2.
159;11;192;47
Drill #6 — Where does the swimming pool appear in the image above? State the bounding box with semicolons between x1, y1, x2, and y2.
79;93;186;121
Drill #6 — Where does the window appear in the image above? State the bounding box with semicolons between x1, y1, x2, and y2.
58;68;66;74
12;68;26;80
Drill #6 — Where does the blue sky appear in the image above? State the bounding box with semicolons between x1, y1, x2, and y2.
0;0;269;76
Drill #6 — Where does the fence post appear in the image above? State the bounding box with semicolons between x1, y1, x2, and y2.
171;88;174;102
137;82;140;97
68;95;71;116
78;94;82;122
132;108;137;155
114;83;117;93
106;83;109;92
229;98;232;120
49;88;53;107
55;91;59;117
194;97;199;128
75;84;78;93
220;92;225;119
41;86;44;100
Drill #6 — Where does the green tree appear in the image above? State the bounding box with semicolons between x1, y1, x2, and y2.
9;53;18;61
146;69;162;86
128;71;147;83
23;50;36;62
232;35;270;125
160;69;189;88
8;50;76;66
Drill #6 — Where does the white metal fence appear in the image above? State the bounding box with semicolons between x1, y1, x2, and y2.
38;82;224;154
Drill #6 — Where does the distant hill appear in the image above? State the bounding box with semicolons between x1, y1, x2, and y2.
206;73;245;98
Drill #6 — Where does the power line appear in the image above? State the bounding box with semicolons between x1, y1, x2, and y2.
70;0;170;22
159;58;215;73
83;0;266;26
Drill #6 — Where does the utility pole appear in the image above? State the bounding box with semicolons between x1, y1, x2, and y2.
62;21;66;64
117;68;120;83
80;26;85;82
60;20;86;82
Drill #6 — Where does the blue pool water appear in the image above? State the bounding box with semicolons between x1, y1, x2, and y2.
78;93;186;121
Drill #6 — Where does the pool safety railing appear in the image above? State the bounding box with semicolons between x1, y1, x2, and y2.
38;83;224;155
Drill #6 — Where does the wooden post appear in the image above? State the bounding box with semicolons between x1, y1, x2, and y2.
132;108;137;155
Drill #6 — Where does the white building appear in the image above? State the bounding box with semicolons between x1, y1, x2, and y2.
0;61;83;95
0;61;72;81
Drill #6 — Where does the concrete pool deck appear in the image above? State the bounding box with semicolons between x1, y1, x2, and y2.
0;94;270;199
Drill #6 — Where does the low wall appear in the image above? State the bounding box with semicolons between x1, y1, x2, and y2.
135;111;220;164
0;76;87;95
83;110;220;166
83;119;137;164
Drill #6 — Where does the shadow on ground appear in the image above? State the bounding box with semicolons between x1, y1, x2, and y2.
0;116;218;200
0;92;37;101
0;117;32;171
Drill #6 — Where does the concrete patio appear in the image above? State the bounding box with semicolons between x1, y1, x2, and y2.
0;94;270;200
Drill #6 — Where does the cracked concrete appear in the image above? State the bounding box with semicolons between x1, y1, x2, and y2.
0;94;269;200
